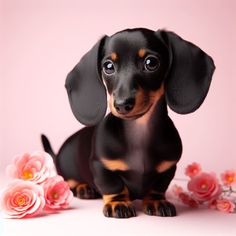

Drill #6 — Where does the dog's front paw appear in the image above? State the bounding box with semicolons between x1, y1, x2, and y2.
143;200;177;217
103;201;136;218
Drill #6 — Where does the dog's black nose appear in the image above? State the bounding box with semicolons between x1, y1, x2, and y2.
114;98;135;115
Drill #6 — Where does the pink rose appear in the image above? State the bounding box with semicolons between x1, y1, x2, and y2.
0;180;45;218
208;199;217;209
187;172;222;202
43;175;73;210
185;162;202;178
216;199;235;213
178;192;199;208
7;151;56;184
171;184;183;196
221;170;236;187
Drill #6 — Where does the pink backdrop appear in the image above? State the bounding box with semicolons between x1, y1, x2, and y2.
1;0;236;180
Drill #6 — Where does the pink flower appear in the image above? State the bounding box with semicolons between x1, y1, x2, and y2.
187;172;222;202
221;170;236;187
43;175;73;210
185;162;202;178
208;199;217;209
216;199;235;213
0;180;45;218
179;192;199;208
171;184;183;196
7;151;56;184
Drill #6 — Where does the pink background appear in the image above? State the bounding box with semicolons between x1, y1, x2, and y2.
1;1;236;236
1;0;236;179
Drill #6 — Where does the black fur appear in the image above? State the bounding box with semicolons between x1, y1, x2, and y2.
42;28;215;218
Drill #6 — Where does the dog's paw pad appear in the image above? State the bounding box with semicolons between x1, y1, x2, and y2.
143;200;176;217
103;201;136;218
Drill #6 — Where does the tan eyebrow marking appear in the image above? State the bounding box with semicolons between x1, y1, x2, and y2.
111;52;118;61
138;48;146;58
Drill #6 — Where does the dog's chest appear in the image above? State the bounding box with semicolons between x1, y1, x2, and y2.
124;123;152;172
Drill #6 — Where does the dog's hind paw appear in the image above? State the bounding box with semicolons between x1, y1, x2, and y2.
76;183;101;199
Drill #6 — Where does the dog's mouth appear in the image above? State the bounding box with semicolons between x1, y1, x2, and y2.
119;103;153;120
109;85;165;121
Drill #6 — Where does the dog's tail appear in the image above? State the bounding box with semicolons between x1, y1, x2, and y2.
41;134;57;162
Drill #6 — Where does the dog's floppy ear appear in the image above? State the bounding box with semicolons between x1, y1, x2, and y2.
156;30;215;114
65;36;108;126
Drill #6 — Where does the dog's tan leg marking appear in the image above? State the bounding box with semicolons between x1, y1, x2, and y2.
103;187;129;204
67;179;79;189
101;158;129;171
103;187;136;218
156;160;177;173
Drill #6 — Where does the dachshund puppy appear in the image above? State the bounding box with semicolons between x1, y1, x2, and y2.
42;28;215;218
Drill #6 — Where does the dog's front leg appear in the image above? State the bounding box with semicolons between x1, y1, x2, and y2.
92;160;136;218
143;165;177;217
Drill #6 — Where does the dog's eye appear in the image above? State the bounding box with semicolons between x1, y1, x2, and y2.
103;60;115;75
144;56;160;72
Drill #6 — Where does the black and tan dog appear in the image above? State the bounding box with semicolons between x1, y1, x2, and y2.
42;28;215;218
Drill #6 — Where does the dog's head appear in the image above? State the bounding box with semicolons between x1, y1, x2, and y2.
65;28;215;126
